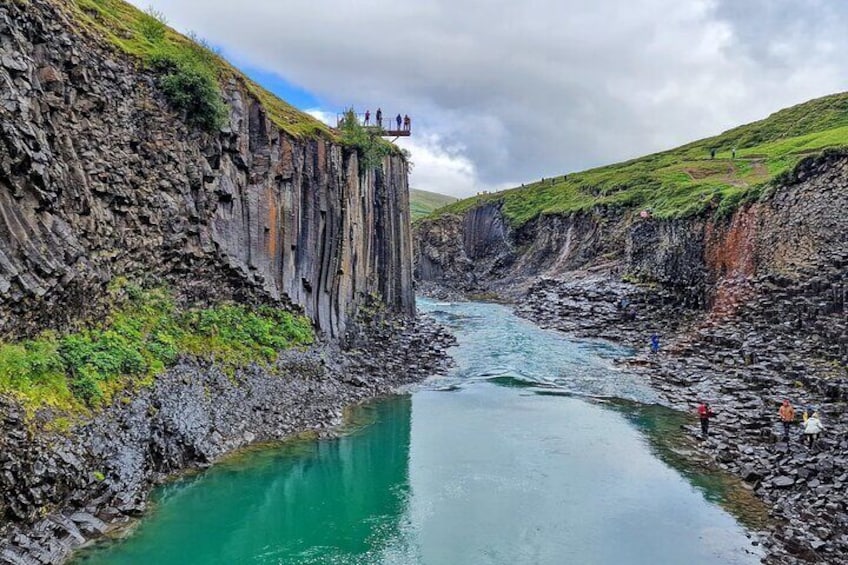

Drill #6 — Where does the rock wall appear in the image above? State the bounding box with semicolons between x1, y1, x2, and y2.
0;0;414;340
699;154;848;370
415;154;847;312
414;204;512;290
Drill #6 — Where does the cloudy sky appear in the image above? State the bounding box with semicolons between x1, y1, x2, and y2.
130;0;848;198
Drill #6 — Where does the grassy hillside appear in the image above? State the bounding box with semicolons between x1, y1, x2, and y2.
410;189;458;220
435;93;848;226
0;284;313;415
63;0;331;138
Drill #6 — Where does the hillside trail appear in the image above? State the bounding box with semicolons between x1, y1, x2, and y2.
683;160;751;188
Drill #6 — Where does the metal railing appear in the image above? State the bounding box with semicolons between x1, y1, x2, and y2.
336;112;412;134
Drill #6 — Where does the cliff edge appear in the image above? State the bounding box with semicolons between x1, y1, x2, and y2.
1;0;414;341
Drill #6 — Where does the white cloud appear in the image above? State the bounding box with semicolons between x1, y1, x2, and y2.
134;0;848;198
396;134;499;199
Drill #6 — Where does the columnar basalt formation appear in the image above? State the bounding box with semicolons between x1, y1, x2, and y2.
0;0;414;340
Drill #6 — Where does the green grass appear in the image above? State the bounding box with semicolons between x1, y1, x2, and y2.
410;189;458;220
434;92;848;226
64;0;331;138
0;285;313;414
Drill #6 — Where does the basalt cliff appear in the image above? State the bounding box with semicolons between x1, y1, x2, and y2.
0;1;449;563
1;0;414;342
416;100;848;562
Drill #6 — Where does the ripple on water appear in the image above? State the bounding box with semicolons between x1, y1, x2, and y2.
418;298;658;404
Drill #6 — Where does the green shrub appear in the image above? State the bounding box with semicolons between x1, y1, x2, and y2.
0;337;63;382
150;49;227;131
70;365;104;405
138;7;167;43
339;109;392;174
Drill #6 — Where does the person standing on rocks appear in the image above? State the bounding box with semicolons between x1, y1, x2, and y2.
364;110;371;125
698;402;715;438
650;334;660;354
778;399;795;441
803;410;824;448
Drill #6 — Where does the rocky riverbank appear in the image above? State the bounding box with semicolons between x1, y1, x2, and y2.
511;276;848;564
0;313;454;565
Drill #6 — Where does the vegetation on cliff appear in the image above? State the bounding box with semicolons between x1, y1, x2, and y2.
434;92;848;226
410;189;458;220
338;109;395;173
65;0;330;137
0;284;313;413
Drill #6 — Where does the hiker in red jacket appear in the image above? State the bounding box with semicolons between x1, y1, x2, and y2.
698;402;715;438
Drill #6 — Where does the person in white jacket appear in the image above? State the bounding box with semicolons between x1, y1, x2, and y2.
803;411;824;448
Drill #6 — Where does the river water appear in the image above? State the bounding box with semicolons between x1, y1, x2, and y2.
75;299;762;564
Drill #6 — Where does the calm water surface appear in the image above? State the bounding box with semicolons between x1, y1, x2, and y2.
76;299;761;564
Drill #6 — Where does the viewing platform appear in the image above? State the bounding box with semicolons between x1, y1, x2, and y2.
337;112;412;137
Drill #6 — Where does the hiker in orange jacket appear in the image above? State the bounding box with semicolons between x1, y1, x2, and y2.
778;400;795;441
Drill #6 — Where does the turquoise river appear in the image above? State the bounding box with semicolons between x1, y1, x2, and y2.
75;299;763;564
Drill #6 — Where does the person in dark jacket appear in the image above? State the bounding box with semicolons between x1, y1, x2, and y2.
396;113;402;130
376;108;382;127
364;110;371;125
698;402;715;438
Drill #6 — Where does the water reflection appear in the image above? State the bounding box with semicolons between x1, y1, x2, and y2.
77;398;413;565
